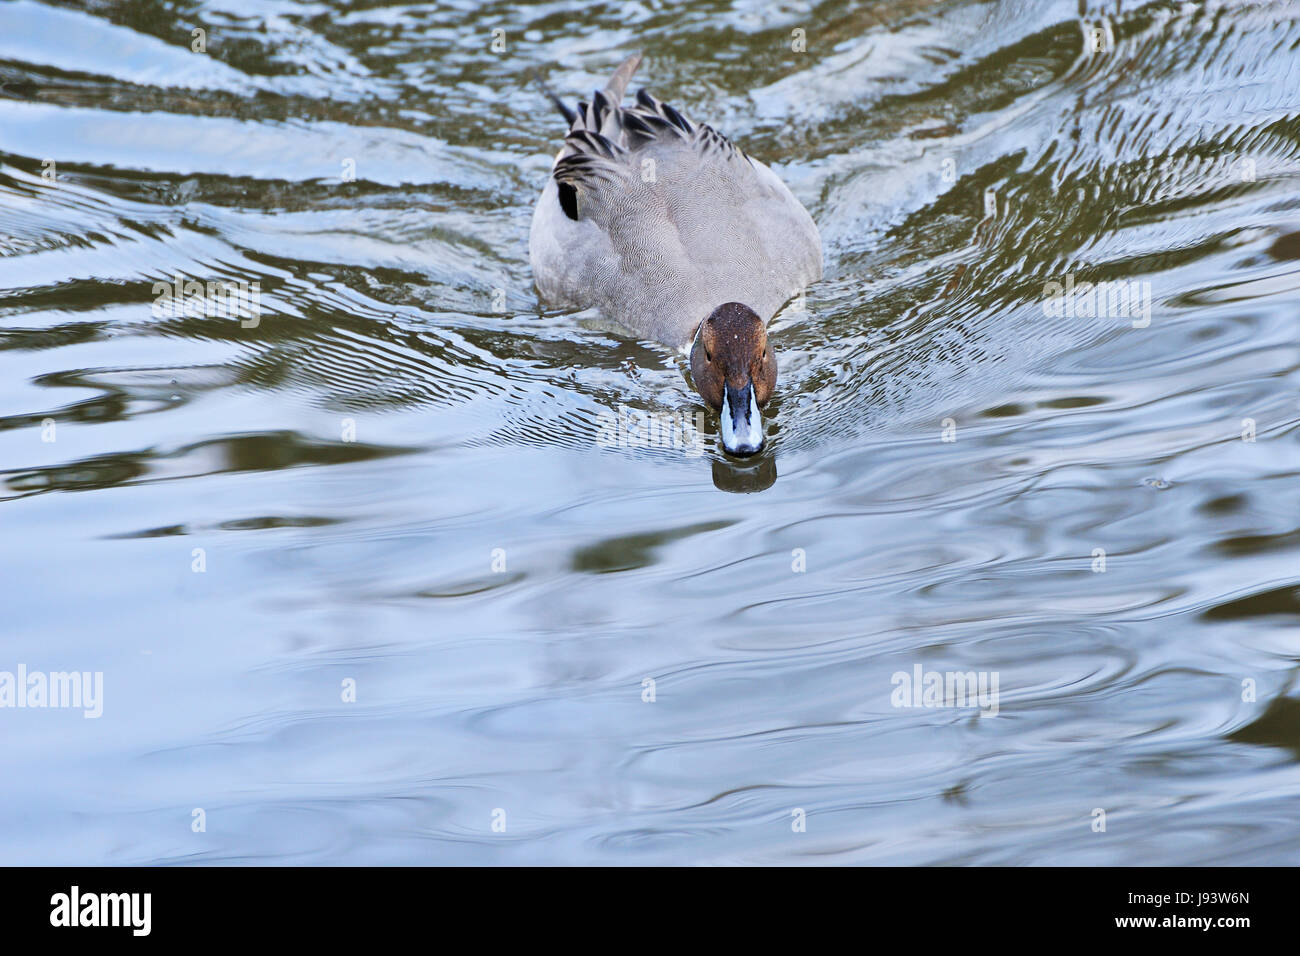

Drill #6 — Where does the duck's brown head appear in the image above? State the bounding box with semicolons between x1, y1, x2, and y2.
689;302;776;456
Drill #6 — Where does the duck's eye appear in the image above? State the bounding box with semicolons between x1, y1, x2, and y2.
705;349;712;362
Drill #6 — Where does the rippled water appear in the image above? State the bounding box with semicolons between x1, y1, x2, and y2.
2;0;1299;865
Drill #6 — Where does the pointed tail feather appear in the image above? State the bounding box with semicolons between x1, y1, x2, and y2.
603;52;642;104
532;71;577;125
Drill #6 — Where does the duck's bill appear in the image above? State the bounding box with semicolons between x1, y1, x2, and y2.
720;381;764;456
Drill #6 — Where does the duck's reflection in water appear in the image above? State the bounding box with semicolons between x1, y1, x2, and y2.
712;451;777;493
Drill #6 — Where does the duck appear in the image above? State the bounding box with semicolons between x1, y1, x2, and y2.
529;53;822;456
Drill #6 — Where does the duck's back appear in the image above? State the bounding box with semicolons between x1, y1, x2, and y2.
529;58;821;347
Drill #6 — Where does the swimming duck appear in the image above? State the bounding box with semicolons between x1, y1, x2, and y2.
529;54;822;455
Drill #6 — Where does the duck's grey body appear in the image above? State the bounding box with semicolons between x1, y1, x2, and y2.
529;54;822;348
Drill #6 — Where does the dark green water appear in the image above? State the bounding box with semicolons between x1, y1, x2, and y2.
2;0;1299;863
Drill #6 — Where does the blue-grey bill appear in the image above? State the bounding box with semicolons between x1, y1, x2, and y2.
720;382;764;456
